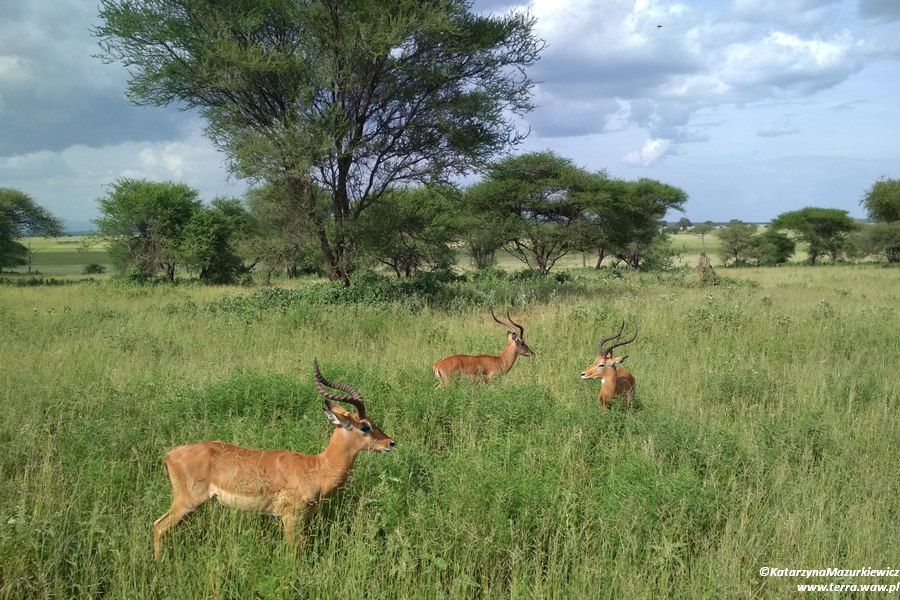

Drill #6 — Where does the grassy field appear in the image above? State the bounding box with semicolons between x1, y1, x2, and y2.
0;264;897;598
2;237;112;277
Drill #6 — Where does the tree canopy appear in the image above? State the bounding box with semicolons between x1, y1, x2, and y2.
95;0;542;283
0;188;62;272
94;179;202;280
770;207;856;264
466;152;594;274
862;178;900;223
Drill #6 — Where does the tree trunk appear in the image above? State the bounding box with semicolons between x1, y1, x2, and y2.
290;174;350;285
595;246;605;269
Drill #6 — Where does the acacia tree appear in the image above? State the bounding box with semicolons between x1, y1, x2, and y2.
466;152;593;275
862;178;900;223
0;188;62;272
459;185;508;269
94;178;201;280
569;173;630;269
178;198;256;283
692;221;716;251
608;179;687;269
770;207;856;264
96;0;541;284
858;178;900;262
715;222;756;266
359;186;458;277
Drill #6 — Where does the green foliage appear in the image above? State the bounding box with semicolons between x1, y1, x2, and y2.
95;0;542;283
0;188;62;271
178;199;254;284
676;216;692;231
246;181;325;280
604;179;687;269
717;225;795;267
862;178;900;223
770;207;856;264
853;221;900;263
359;187;459;277
94;178;202;280
717;223;756;266
82;263;106;275
752;229;795;266
466;152;611;275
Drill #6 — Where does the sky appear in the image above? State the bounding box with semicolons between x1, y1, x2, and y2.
1;0;898;229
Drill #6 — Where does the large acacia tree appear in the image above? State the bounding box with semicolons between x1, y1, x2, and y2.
96;0;541;283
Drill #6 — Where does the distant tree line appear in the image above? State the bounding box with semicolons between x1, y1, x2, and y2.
3;175;897;279
84;150;688;282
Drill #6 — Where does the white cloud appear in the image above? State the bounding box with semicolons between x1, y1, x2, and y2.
623;138;677;166
0;55;31;82
516;0;872;145
0;125;246;222
757;119;800;136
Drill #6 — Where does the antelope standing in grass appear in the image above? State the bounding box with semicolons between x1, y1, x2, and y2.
433;308;534;384
580;322;637;411
152;361;394;560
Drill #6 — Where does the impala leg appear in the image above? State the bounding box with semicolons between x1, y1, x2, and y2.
153;502;198;560
281;505;313;549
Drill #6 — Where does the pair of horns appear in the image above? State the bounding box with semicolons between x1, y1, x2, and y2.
313;360;367;419
598;321;637;357
490;307;524;337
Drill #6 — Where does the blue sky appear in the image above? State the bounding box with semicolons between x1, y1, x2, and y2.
1;0;898;227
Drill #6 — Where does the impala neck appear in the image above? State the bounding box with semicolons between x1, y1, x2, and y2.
599;367;619;397
498;337;519;373
316;427;363;489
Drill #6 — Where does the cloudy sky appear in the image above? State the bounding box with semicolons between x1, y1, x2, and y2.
1;0;898;228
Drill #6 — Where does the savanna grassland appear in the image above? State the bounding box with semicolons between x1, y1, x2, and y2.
0;263;898;598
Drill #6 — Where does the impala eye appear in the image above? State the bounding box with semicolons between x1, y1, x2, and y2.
360;423;372;433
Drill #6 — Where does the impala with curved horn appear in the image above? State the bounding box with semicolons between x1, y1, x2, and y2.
432;307;534;384
152;361;394;560
580;321;637;411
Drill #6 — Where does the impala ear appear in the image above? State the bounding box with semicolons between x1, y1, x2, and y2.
323;404;351;429
617;355;628;364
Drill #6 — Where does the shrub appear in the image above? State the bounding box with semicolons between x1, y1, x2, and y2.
82;263;106;274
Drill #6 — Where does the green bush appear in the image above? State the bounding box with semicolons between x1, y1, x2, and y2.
82;263;106;275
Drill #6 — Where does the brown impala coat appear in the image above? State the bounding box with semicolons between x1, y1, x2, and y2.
580;322;638;411
152;364;394;560
433;308;534;384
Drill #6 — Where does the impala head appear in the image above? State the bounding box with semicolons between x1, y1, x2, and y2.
313;361;395;452
580;321;637;380
491;307;534;357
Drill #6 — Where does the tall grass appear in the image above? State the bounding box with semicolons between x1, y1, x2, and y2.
0;266;897;598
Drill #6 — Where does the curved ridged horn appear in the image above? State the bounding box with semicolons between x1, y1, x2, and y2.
598;321;625;355
506;310;524;338
313;360;367;419
490;306;514;334
605;325;637;356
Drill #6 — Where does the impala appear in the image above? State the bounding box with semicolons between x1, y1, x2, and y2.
433;307;534;384
152;361;394;560
580;321;637;411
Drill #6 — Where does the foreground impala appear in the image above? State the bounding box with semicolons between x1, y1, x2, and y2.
433;307;534;384
580;321;637;411
152;361;394;560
